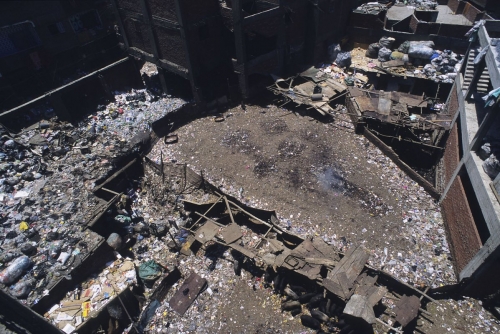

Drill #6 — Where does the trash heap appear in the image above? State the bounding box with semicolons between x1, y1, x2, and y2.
401;0;437;10
366;37;463;83
45;258;137;333
0;90;185;306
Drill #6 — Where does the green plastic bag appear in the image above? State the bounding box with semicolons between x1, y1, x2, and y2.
138;260;162;287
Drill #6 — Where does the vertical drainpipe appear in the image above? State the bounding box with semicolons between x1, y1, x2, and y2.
174;0;203;104
233;0;249;103
138;0;169;95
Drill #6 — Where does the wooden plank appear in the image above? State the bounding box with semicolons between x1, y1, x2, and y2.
194;221;219;244
343;294;376;324
220;223;242;244
325;245;370;299
169;272;207;316
366;286;387;307
394;295;420;327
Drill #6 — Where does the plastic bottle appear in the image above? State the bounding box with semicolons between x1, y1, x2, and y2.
0;256;32;284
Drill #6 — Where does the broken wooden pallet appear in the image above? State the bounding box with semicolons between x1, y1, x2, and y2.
323;244;370;300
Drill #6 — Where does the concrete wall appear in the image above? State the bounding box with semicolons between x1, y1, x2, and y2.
147;0;178;22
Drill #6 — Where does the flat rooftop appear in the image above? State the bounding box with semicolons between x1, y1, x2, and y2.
386;5;414;21
436;5;472;25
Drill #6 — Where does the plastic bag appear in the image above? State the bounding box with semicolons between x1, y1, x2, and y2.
378;47;392;62
391;51;404;60
483;154;500;179
138;260;162;287
408;43;434;59
365;43;380;58
106;233;123;250
398;41;410;53
379;36;395;49
328;43;341;62
335;51;351;68
10;279;33;299
0;256;32;284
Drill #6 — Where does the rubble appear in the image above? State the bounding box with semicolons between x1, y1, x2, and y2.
0;89;184;310
1;65;499;334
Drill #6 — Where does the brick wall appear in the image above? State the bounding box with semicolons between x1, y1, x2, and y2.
186;19;225;72
447;0;460;13
444;122;460;186
124;19;154;54
286;0;307;47
244;13;282;38
147;0;177;22
153;26;187;68
116;0;141;13
179;0;219;24
441;175;482;273
409;15;419;33
463;2;482;22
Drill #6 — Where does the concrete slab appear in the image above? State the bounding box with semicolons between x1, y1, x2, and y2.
386;5;414;22
436;5;471;26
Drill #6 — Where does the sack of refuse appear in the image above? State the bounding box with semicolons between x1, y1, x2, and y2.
366;43;380;58
0;256;32;285
411;40;435;49
483;154;500;179
423;64;436;76
391;51;405;60
379;36;395;49
408;42;434;59
335;51;351;68
479;142;491;160
378;47;392;62
398;41;411;53
328;43;341;62
138;260;163;287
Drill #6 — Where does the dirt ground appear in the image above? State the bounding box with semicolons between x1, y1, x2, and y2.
152;99;452;284
147;97;499;333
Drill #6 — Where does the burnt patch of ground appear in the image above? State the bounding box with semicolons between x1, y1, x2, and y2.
221;129;260;154
277;139;306;159
254;155;277;178
260;118;289;134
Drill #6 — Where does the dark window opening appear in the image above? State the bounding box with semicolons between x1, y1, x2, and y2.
69;10;102;33
246;32;277;60
199;24;209;41
47;22;65;35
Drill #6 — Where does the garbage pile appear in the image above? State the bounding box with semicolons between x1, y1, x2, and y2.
45;258;137;333
402;0;437;10
0;90;185;305
366;37;462;83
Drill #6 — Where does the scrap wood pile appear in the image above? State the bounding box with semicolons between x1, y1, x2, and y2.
268;67;349;116
176;189;437;333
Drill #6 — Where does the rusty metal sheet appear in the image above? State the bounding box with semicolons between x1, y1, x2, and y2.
169;272;207;316
220;223;242;244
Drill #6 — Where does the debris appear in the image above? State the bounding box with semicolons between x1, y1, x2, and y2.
169;272;207;316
